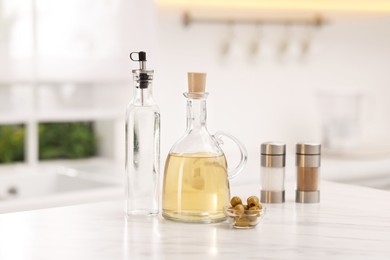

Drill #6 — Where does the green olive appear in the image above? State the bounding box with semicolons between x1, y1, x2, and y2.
230;196;242;207
248;206;260;211
247;196;260;208
234;204;245;216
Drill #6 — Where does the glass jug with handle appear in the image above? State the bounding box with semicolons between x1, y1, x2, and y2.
162;72;247;223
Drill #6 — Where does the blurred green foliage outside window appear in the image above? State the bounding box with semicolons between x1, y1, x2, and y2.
0;125;25;163
0;122;97;164
39;122;97;160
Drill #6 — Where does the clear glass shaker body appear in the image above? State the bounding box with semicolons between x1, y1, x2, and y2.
125;70;160;216
162;92;247;223
261;167;285;191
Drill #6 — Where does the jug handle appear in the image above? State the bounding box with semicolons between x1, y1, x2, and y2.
213;131;248;180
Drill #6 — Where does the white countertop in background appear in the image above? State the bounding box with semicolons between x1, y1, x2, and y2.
0;181;389;259
321;156;390;190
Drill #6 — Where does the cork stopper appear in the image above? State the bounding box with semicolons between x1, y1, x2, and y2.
188;72;207;93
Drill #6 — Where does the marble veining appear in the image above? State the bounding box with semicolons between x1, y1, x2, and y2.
0;181;389;259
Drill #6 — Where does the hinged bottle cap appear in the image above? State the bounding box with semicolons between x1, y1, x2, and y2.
130;51;153;89
130;51;147;70
188;72;207;93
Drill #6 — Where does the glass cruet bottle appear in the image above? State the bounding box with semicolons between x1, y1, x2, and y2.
125;51;160;216
162;72;247;223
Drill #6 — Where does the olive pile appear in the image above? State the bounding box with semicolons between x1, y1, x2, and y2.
229;196;263;227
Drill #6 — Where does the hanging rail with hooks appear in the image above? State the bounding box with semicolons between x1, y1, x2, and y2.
182;12;327;27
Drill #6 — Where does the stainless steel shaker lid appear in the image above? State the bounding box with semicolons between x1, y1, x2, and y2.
296;142;321;155
261;142;286;155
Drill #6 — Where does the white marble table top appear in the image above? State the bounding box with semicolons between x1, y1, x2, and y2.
0;181;389;260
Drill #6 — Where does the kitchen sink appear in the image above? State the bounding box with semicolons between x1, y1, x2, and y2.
0;164;123;213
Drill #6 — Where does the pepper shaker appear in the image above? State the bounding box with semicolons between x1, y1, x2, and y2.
295;143;321;203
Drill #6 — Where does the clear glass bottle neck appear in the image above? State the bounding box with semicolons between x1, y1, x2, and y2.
185;93;208;130
132;83;154;106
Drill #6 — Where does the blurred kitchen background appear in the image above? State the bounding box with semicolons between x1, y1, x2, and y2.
1;0;390;213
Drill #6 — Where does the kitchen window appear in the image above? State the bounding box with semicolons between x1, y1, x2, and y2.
0;0;131;167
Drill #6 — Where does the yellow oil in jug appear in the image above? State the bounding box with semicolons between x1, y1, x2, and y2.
162;153;230;223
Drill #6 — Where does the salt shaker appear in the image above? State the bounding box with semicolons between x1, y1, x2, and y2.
260;142;286;203
295;143;321;203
